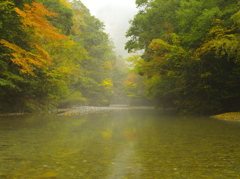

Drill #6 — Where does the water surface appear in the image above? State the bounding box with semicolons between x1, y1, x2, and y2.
0;109;240;178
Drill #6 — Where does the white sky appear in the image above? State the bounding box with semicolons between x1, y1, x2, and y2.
80;0;138;58
80;0;137;16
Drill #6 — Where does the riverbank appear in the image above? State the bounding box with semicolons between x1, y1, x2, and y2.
58;106;128;116
211;112;240;122
0;106;154;117
58;105;154;116
3;106;238;121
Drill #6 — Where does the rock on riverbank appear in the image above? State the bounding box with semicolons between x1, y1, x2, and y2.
211;112;240;122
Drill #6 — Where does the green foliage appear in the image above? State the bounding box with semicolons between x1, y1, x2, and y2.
123;73;149;105
126;0;240;115
0;78;15;87
0;0;121;112
135;0;148;7
37;0;73;35
68;0;118;106
126;0;180;53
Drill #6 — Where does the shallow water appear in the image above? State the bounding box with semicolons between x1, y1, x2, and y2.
0;109;240;178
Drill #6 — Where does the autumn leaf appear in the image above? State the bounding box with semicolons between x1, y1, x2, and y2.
15;2;67;41
0;2;68;75
0;39;47;76
99;78;113;89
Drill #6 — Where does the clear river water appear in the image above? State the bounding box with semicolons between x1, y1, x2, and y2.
0;108;240;178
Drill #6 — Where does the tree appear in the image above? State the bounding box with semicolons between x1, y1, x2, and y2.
69;0;118;106
0;2;67;75
36;0;73;35
0;0;125;112
0;1;74;112
125;0;240;115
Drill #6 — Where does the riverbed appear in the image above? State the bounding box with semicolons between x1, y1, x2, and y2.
0;108;240;178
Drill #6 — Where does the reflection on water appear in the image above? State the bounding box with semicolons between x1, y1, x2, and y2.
0;109;240;178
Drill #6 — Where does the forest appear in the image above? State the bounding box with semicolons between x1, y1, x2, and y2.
0;0;147;113
126;0;240;115
0;0;240;115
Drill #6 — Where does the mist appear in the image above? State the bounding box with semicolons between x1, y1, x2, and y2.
81;0;138;58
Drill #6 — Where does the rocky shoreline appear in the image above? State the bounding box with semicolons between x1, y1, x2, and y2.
211;112;240;122
0;105;154;117
2;106;239;121
58;105;154;116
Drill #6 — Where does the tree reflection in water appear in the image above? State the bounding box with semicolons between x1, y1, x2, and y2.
0;109;240;178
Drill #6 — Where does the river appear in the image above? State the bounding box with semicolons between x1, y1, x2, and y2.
0;108;240;178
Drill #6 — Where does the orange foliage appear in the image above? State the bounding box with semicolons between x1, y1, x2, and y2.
177;50;184;54
124;74;137;85
156;57;165;61
124;81;135;85
128;74;137;79
163;23;174;32
151;44;160;50
0;2;68;75
15;2;67;41
0;39;45;75
159;68;168;72
142;61;156;67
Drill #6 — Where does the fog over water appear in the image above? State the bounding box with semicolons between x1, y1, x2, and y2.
80;0;138;58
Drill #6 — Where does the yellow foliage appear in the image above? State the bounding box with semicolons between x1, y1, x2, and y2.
99;78;113;89
0;2;69;76
60;0;71;8
127;94;137;97
125;55;145;74
0;1;14;13
103;61;112;69
232;10;240;25
194;15;240;61
47;66;73;79
149;39;171;51
103;99;109;103
15;2;67;41
0;39;49;75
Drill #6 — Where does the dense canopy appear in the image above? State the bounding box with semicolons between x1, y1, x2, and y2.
0;0;129;112
125;0;240;115
1;0;240;115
